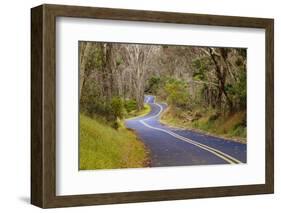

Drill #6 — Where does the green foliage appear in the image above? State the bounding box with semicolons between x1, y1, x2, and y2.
164;79;190;108
208;112;220;122
124;99;137;113
85;46;103;72
161;107;246;141
235;70;247;108
79;114;148;170
79;42;247;142
110;97;125;119
80;81;103;114
192;58;209;81
80;82;115;122
145;76;191;109
231;125;247;138
146;76;161;94
225;69;246;109
115;56;123;66
125;104;151;119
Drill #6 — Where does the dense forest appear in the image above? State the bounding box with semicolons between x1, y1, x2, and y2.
79;41;247;169
80;41;246;138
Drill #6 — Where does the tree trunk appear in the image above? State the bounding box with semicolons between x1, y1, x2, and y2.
209;48;233;112
101;43;115;102
79;42;91;99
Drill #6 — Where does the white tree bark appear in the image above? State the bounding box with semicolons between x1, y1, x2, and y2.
123;44;157;109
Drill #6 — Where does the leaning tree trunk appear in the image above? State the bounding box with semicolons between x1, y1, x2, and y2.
209;48;234;113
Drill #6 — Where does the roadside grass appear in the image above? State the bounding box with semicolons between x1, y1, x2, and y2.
161;106;246;143
79;113;149;170
125;103;151;119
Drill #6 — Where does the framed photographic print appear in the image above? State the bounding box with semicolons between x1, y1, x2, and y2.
31;4;274;208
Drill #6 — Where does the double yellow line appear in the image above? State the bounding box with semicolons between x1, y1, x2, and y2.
140;103;242;164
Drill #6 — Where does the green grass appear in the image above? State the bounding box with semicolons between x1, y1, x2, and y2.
125;103;151;119
79;114;149;170
161;107;246;143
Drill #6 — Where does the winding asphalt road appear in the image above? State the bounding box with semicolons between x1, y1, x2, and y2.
125;95;246;167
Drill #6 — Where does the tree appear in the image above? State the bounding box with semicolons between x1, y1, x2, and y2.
79;41;246;122
123;44;158;110
79;42;91;98
164;79;190;108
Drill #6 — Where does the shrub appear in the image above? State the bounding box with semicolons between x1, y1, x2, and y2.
192;57;209;81
124;99;137;113
208;112;220;122
110;97;125;119
146;76;161;94
164;79;190;108
225;69;246;110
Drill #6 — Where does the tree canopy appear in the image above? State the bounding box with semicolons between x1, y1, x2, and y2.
79;42;246;129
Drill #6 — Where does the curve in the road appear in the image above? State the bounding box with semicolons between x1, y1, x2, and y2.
126;95;246;167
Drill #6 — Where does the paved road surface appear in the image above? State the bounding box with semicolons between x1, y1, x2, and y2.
125;95;246;167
